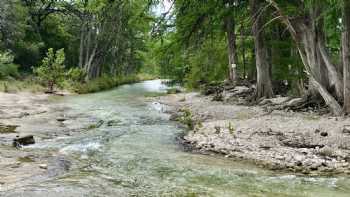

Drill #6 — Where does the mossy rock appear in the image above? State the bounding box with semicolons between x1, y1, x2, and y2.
17;156;35;163
87;120;105;129
0;124;18;133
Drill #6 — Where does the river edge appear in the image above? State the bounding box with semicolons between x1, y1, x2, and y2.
157;91;350;176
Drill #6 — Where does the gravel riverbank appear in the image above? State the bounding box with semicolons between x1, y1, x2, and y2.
158;91;350;175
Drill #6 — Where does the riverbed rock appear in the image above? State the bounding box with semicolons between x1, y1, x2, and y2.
169;113;181;121
320;131;328;137
13;135;35;147
56;117;67;122
342;125;350;134
39;164;48;169
106;119;122;127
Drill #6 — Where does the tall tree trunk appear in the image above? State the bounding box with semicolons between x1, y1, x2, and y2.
240;23;246;79
292;3;329;97
343;0;350;113
85;24;92;70
268;0;343;115
318;41;343;100
78;22;86;68
251;0;274;99
225;16;238;84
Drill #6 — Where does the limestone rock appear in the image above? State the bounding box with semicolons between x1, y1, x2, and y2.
13;135;35;147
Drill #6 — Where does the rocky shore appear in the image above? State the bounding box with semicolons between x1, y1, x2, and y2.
158;90;350;175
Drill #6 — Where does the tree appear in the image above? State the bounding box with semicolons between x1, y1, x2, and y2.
343;0;350;113
224;0;239;84
34;48;66;93
250;0;274;99
267;0;345;115
61;0;150;80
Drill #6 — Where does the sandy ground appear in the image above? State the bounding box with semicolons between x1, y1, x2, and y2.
158;92;350;175
0;92;98;191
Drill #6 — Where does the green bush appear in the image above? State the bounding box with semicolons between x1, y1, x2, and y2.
33;48;66;92
67;67;86;83
72;74;148;94
0;52;19;79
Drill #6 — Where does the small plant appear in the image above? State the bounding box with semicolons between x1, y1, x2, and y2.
3;82;9;93
178;108;196;130
33;48;66;93
228;122;235;134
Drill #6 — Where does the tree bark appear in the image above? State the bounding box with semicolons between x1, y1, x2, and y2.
250;0;274;99
318;41;343;100
240;23;246;79
268;0;343;115
78;22;86;68
343;0;350;113
225;16;238;84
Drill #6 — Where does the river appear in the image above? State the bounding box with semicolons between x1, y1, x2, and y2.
2;80;350;197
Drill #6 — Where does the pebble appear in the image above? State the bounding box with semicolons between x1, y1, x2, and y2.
39;164;48;169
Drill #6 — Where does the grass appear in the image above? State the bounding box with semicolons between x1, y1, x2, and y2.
0;79;45;93
70;73;157;94
0;73;156;94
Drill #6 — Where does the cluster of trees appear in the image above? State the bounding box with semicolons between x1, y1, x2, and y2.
150;0;350;115
0;0;151;82
2;0;350;115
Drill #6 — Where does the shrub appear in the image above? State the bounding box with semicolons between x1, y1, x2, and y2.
0;52;19;79
72;74;144;94
33;48;66;93
67;67;86;83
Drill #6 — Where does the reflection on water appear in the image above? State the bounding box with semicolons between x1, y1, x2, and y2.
2;80;350;197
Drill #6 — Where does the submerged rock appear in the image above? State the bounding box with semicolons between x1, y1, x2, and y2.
106;119;122;127
56;117;67;122
13;135;35;148
320;131;328;137
87;120;104;129
39;164;48;169
342;125;350;134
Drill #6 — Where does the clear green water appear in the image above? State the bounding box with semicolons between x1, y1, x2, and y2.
2;80;350;197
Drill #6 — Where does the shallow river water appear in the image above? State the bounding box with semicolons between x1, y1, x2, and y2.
3;80;350;197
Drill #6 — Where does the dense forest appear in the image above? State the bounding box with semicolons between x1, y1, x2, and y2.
151;0;350;116
1;0;350;115
0;0;153;93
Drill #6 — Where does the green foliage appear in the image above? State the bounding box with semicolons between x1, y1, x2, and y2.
0;0;346;100
67;67;86;83
72;74;148;94
0;52;19;79
177;108;197;130
228;122;235;135
33;48;66;92
185;38;228;89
